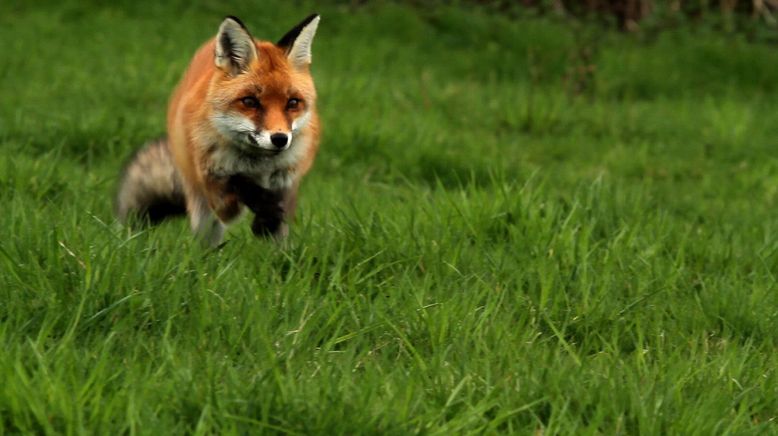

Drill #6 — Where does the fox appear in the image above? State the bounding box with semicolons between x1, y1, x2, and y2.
116;14;321;245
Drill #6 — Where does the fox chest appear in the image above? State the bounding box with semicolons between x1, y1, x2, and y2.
206;145;295;191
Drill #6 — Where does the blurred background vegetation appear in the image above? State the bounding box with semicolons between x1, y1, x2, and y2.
469;0;778;35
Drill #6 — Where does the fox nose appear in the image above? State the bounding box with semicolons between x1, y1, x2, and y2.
270;133;289;148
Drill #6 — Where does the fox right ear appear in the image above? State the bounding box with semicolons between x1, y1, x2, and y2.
215;16;258;75
277;14;320;69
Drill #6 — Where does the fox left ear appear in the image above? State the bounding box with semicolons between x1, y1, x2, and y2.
277;14;320;69
215;16;258;76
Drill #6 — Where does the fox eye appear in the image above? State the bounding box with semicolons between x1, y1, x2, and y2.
286;98;301;110
241;97;260;108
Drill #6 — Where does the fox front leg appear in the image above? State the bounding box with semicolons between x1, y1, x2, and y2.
203;175;243;224
187;194;225;247
228;174;296;238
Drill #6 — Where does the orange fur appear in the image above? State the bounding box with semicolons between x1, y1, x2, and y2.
117;16;321;244
162;16;321;243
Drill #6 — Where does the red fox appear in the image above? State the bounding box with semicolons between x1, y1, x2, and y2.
116;14;321;245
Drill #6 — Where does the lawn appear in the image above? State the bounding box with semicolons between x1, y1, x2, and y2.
1;0;777;433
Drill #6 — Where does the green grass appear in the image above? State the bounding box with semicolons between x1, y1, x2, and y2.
2;0;778;433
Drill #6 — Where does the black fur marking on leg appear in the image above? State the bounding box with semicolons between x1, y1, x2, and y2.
228;174;287;237
250;208;284;237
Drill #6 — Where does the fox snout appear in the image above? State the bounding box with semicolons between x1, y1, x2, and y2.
248;130;292;152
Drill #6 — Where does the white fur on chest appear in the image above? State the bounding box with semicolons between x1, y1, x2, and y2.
208;135;310;190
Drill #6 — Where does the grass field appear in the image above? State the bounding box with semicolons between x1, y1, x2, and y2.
1;0;778;433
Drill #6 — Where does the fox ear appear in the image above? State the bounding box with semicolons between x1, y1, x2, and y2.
277;14;320;69
215;16;258;75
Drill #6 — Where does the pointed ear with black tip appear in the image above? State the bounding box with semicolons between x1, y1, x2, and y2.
215;16;258;76
277;14;320;69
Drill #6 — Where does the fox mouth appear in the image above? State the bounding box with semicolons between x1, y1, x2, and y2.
244;134;287;155
235;144;276;163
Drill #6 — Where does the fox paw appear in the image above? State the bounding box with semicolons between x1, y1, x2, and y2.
251;211;287;238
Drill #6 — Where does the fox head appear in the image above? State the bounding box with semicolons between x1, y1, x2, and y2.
208;15;320;154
